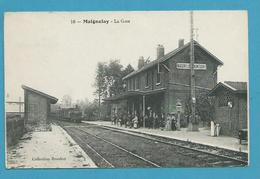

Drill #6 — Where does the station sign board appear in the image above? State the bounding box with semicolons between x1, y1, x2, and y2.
176;63;207;70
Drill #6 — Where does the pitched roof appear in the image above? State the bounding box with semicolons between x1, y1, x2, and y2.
224;81;247;91
123;40;224;80
22;85;58;104
208;81;247;96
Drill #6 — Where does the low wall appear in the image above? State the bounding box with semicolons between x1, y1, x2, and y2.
6;114;25;147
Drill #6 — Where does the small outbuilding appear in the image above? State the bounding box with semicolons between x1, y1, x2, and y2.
208;81;247;137
22;85;58;131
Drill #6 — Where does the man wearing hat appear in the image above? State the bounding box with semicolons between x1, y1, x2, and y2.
170;112;177;131
165;113;172;131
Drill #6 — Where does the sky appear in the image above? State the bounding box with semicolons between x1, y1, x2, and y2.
4;11;248;103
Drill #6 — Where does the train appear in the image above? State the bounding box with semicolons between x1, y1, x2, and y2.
56;106;82;123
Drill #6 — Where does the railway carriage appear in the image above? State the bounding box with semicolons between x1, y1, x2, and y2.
57;107;82;123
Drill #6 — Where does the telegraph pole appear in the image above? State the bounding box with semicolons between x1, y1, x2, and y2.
187;11;199;131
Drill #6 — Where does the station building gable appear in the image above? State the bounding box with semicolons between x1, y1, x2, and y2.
123;40;223;93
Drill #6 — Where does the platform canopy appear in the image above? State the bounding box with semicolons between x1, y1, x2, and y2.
103;88;166;102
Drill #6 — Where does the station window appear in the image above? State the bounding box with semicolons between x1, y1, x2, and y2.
127;80;130;91
129;79;131;90
156;72;161;84
133;78;135;90
136;77;140;90
146;72;149;87
129;79;133;90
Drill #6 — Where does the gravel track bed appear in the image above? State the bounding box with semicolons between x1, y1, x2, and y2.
55;121;247;168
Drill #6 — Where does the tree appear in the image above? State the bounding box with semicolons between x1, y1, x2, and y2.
94;60;134;98
93;62;107;98
122;64;134;77
108;62;135;95
75;98;91;115
93;60;135;119
83;100;99;120
93;62;107;119
184;93;215;127
196;93;215;127
104;59;123;96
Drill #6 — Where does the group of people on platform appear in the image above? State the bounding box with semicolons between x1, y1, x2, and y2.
111;108;181;131
111;112;140;129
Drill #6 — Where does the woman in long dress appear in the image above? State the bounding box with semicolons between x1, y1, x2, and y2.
171;113;176;131
132;114;138;129
165;113;172;131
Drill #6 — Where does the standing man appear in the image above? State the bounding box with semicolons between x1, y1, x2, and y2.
122;110;127;127
154;113;159;129
171;113;176;131
147;107;152;128
143;114;148;128
111;113;115;125
127;113;132;128
165;113;172;131
152;112;156;129
176;111;181;131
159;113;165;130
139;113;143;128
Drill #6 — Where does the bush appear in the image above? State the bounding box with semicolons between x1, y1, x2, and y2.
6;115;25;147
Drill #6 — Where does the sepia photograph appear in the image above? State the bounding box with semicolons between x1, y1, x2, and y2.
4;11;248;168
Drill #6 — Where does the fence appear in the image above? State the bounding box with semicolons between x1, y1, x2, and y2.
6;114;25;147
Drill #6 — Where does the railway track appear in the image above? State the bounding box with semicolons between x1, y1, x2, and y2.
64;128;115;168
65;127;160;167
97;125;248;165
56;121;248;168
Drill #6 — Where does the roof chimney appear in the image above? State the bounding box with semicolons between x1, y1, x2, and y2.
138;56;145;69
157;44;164;59
178;39;184;48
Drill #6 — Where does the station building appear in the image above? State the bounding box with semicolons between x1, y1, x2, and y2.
208;81;247;137
22;85;58;131
104;40;224;126
104;39;223;124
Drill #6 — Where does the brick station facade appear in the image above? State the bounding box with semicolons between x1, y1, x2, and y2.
104;40;223;127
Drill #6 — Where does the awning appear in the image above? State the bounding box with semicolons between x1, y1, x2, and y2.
103;88;166;102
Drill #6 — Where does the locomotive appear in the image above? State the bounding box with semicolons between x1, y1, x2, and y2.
57;106;82;123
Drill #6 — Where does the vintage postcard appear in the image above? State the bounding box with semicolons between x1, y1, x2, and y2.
4;11;248;168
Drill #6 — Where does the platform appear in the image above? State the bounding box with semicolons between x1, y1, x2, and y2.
6;124;97;168
83;120;248;153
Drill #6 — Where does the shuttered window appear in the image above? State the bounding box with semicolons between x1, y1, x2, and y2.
146;72;149;87
136;76;140;90
133;78;135;90
156;72;161;84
